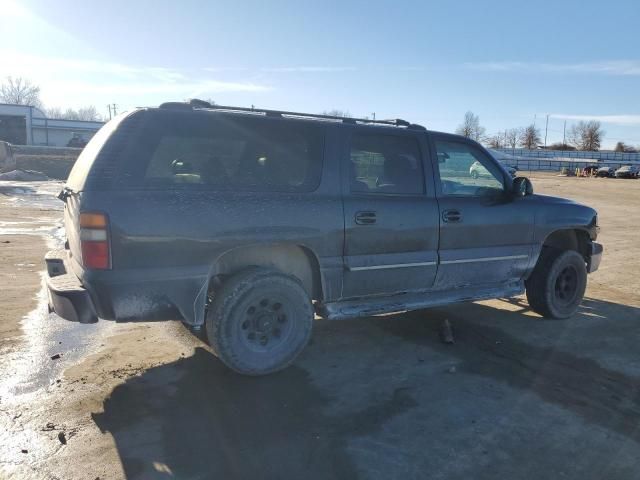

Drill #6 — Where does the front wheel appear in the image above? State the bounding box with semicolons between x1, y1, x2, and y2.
525;249;587;319
206;267;313;375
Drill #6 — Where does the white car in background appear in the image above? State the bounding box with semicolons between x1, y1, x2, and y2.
470;160;517;179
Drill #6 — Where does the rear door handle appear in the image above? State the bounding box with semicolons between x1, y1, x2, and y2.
442;209;462;223
355;211;377;225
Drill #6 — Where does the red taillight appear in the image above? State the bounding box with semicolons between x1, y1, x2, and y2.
81;240;110;269
79;212;111;269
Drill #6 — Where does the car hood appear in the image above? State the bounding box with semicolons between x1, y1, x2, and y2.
531;194;598;231
533;193;586;207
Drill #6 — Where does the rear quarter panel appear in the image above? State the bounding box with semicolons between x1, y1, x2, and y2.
77;125;344;324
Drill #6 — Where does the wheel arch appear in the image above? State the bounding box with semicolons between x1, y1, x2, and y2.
209;243;324;301
541;228;591;259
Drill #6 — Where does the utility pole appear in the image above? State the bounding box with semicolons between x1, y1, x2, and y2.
112;103;117;116
544;114;549;148
107;104;112;120
562;120;567;148
372;112;375;120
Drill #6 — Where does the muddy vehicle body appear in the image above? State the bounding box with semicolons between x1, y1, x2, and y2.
46;101;603;375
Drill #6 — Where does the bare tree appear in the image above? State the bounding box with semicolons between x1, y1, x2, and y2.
519;124;541;149
75;106;102;121
45;107;64;119
485;134;504;149
47;106;102;121
505;128;520;150
322;109;351;118
568;121;604;151
614;141;636;153
0;76;42;108
455;111;486;141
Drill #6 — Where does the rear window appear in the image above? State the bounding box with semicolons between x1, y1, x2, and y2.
122;112;324;192
65;112;128;191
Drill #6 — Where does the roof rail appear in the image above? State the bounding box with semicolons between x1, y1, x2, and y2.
159;99;423;129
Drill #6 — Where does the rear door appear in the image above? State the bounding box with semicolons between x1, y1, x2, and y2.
340;128;439;298
430;134;535;289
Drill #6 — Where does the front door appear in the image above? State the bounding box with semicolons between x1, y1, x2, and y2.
341;129;439;298
431;134;535;289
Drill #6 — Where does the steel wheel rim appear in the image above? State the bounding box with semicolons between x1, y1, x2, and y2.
237;295;294;353
554;265;579;306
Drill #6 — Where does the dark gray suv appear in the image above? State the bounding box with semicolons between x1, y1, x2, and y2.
46;101;603;375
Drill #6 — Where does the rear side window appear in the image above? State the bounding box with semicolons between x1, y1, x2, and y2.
124;113;324;192
349;133;424;194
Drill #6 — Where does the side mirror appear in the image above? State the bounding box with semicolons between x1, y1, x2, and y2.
512;176;533;197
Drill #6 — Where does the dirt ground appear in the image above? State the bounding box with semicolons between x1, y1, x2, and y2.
1;173;639;480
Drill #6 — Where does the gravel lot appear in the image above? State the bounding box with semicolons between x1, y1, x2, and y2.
1;172;638;480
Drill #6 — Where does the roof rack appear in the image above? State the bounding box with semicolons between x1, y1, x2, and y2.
158;99;424;129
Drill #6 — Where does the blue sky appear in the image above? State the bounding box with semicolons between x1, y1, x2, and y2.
2;0;639;148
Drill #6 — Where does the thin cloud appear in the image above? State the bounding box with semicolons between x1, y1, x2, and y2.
463;60;640;76
206;65;427;73
203;67;250;73
260;66;357;73
551;114;640;126
0;50;272;97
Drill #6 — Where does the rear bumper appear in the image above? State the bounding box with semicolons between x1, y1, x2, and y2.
45;250;98;323
587;242;603;273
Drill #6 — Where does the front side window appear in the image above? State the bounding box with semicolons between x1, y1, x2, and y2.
349;134;424;195
435;140;504;196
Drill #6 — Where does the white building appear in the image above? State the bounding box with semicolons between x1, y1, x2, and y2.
0;103;105;147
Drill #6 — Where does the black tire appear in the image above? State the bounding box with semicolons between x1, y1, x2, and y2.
206;267;313;375
470;170;479;179
525;249;587;319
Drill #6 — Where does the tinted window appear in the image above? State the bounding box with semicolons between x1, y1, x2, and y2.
66;112;127;191
124;112;324;192
350;134;424;194
435;140;504;196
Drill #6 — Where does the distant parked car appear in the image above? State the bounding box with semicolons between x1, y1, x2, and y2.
582;165;599;176
596;166;615;177
66;134;88;148
615;165;639;179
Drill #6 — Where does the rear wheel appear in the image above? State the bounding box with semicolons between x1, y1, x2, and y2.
206;267;313;375
525;249;587;319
